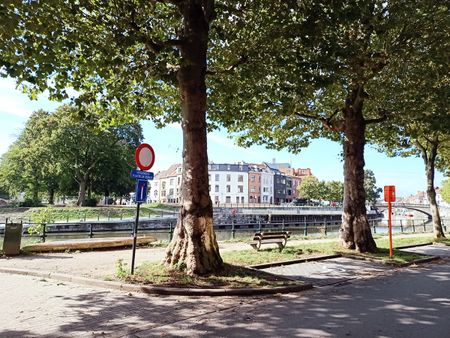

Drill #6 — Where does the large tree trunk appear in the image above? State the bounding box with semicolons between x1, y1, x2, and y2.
420;140;445;239
165;1;222;275
339;84;377;252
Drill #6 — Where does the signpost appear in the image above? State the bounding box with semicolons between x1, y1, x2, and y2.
131;143;155;274
384;185;396;258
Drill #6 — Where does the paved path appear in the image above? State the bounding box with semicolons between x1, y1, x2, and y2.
1;245;449;337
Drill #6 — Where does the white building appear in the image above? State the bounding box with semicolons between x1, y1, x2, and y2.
208;163;249;205
149;164;182;203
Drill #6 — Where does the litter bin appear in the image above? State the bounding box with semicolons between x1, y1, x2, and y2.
2;222;23;256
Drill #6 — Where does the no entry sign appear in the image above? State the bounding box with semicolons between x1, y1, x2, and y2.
135;143;155;171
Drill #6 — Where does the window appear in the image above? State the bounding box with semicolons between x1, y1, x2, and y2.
177;177;181;185
215;174;220;181
226;174;231;182
236;196;239;203
162;182;166;189
238;175;243;182
215;196;219;202
215;185;219;192
251;175;255;182
238;185;243;193
226;196;231;203
250;187;255;193
241;196;244;203
226;185;231;193
169;188;174;196
169;179;174;186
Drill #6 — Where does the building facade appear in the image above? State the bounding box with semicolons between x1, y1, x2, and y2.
208;163;249;205
149;161;311;205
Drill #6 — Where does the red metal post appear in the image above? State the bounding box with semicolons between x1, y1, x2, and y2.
388;201;393;258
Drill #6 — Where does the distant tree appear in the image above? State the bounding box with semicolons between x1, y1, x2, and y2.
0;110;60;203
298;176;324;201
364;170;382;205
325;181;344;203
442;179;450;203
0;106;142;206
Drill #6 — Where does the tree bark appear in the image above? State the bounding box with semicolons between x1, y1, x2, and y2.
165;1;222;275
419;140;445;239
77;177;87;206
339;84;377;252
48;188;55;205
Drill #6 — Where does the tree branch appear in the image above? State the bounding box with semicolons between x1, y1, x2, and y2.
206;55;248;75
294;110;344;132
365;110;389;125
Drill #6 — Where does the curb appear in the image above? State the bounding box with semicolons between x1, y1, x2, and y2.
395;242;434;249
0;267;313;297
249;254;342;270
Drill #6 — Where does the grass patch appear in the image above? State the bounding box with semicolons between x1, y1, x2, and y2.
337;247;427;265
122;262;298;289
434;238;450;246
222;242;338;266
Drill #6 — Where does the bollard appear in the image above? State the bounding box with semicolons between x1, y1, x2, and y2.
89;224;94;238
258;220;261;233
400;220;403;233
412;221;416;233
324;223;327;236
423;220;426;232
231;220;236;240
304;222;308;237
120;210;124;220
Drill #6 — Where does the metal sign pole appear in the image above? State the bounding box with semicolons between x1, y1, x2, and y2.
388;200;393;258
131;202;141;274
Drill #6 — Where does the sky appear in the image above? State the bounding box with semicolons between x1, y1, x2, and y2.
0;76;445;197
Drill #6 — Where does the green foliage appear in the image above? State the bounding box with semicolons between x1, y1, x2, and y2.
28;206;56;235
0;105;142;205
442;179;450;203
115;259;129;279
298;176;344;202
364;170;382;205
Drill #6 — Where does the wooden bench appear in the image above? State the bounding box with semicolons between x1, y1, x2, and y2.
249;231;290;251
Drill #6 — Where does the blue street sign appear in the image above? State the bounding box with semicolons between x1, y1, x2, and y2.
135;179;148;203
130;169;154;180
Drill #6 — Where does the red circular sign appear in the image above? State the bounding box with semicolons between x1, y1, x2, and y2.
135;143;155;171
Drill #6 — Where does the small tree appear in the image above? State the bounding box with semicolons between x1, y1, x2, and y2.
364;170;382;205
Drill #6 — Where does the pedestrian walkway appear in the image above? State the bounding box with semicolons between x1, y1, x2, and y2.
0;244;448;337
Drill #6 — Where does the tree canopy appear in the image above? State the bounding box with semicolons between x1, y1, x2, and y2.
0;106;142;205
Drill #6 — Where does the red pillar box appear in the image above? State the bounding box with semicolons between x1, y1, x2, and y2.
384;185;396;202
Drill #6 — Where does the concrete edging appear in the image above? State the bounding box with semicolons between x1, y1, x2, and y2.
0;267;313;297
249;254;342;270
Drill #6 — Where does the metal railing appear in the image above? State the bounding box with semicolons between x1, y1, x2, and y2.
2;217;447;245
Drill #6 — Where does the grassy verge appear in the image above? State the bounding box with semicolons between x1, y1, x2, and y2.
22;206;162;222
119;261;299;289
